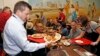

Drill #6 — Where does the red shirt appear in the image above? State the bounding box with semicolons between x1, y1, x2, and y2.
0;12;11;32
59;12;65;21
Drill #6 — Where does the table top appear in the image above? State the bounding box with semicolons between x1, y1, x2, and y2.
28;33;96;56
62;45;80;56
47;44;96;56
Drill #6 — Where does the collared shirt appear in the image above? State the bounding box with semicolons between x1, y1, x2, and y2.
3;14;46;55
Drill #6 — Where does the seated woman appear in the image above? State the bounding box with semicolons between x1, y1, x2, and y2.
66;21;83;39
77;15;100;55
0;6;12;49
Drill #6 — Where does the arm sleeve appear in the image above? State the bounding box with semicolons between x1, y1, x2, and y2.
90;21;100;32
9;24;46;52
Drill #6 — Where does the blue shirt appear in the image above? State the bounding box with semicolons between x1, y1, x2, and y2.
3;14;47;55
61;28;68;36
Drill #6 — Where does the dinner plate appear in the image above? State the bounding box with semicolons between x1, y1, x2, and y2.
44;33;61;42
54;33;61;42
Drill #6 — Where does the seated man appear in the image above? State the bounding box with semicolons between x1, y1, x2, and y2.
66;21;83;39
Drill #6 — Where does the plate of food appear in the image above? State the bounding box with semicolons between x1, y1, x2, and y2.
30;34;44;38
28;34;45;43
44;33;61;42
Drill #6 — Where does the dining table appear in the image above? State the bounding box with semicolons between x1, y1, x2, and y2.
47;42;96;56
28;33;96;56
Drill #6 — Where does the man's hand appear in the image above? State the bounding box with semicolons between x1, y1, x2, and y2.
45;41;57;48
91;42;98;46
